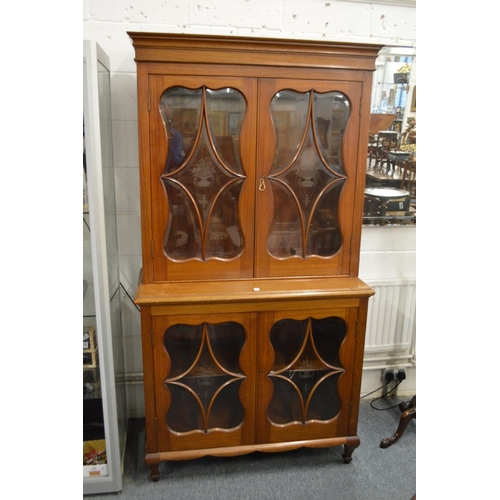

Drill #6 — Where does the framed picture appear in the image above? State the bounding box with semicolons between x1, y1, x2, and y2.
209;111;226;136
171;108;198;136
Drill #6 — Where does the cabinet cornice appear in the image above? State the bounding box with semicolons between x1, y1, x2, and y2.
128;32;382;72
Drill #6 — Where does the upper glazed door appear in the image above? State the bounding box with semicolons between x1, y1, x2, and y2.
254;79;363;278
148;75;258;282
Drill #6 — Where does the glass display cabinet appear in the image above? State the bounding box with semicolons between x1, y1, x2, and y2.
129;33;378;481
83;40;127;495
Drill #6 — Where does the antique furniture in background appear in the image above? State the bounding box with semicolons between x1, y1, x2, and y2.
380;396;416;449
130;33;379;481
399;159;417;196
367;113;396;169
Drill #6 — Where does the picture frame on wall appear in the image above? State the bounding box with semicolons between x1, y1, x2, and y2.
209;111;226;136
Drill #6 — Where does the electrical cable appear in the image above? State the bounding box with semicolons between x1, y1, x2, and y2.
360;381;391;399
369;380;407;411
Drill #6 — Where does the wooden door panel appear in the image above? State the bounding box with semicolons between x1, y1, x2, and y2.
148;75;258;282
256;306;359;444
255;79;363;278
152;312;257;452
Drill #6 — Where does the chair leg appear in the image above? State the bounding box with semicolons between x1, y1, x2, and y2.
380;396;416;449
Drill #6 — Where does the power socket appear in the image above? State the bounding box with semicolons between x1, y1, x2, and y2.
382;368;406;382
383;368;396;381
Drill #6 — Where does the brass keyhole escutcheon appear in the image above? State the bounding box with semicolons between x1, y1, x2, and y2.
259;177;266;191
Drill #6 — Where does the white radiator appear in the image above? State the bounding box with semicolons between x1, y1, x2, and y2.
362;279;416;370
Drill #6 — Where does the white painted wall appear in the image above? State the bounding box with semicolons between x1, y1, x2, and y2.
83;0;416;417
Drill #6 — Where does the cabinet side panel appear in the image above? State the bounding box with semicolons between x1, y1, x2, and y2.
347;297;370;436
140;307;158;453
349;72;375;277
136;65;154;283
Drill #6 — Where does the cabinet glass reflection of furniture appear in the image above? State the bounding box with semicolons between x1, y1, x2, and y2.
129;33;379;481
83;40;127;494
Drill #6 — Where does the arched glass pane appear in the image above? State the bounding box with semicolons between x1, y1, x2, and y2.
164;322;246;433
267;377;302;424
164;323;204;378
267;90;349;259
269;319;308;370
267;317;345;425
270;90;309;174
266;181;302;258
206;321;245;374
206;88;245;174
313;91;350;174
159;86;247;261
205;180;245;259
160;87;202;173
162;180;203;260
306;372;341;421
305;181;344;257
311;317;347;367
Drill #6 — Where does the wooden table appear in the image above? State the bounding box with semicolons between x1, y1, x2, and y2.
364;187;410;216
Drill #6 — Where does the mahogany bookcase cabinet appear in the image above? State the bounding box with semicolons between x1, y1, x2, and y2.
130;32;379;481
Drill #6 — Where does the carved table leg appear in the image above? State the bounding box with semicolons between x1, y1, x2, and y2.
380;396;416;449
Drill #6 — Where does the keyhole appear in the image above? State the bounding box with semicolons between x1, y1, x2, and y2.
259;177;266;191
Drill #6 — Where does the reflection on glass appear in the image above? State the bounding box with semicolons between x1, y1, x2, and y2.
164;322;246;433
371;47;415;118
160;87;246;261
268;90;349;258
267;316;346;425
206;88;244;173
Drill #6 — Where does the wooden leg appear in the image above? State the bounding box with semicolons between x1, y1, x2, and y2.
149;464;160;482
342;443;359;463
380;396;416;449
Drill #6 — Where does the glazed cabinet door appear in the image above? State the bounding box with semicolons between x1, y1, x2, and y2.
256;305;359;444
145;75;258;282
255;79;364;278
151;312;257;452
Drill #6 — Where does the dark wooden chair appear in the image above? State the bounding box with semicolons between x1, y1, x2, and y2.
374;131;399;173
367;114;396;170
380;395;416;449
400;160;416;197
380;395;417;500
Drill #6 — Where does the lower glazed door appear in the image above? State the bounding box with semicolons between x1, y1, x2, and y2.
256;306;359;444
152;312;257;452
